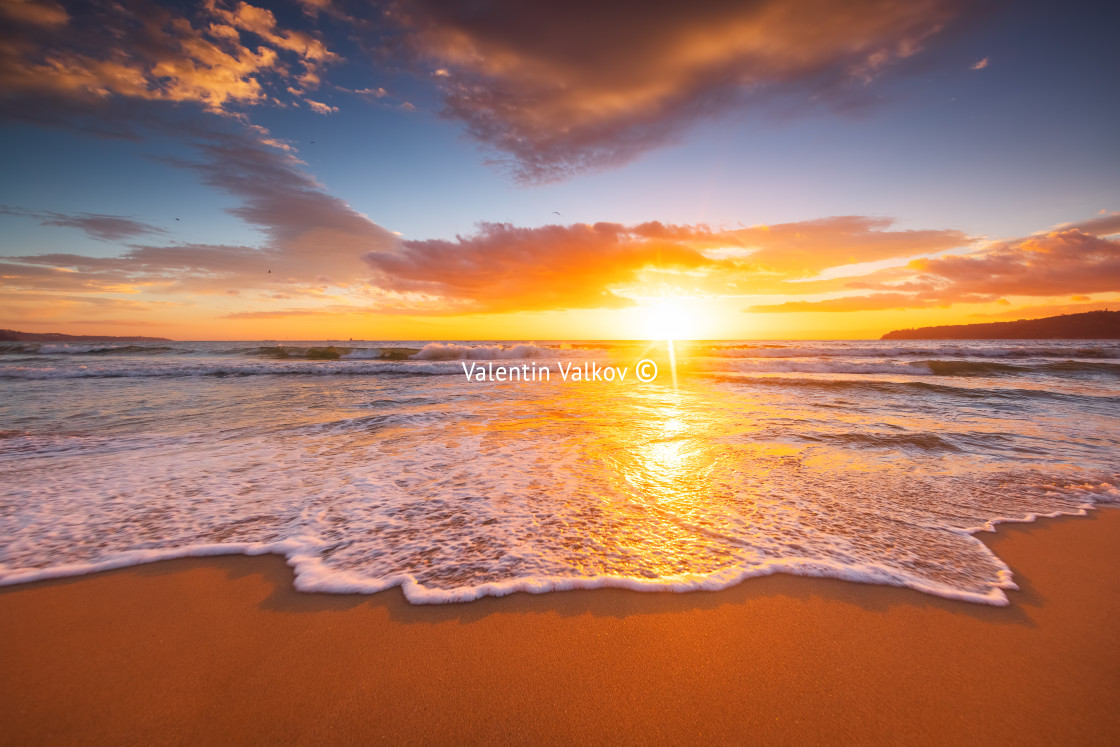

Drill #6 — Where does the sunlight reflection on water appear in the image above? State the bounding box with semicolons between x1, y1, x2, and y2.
1;339;1117;603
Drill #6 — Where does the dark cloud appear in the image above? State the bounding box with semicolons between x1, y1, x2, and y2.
2;130;399;297
173;135;394;255
1;207;166;241
2;83;398;295
383;0;976;181
0;259;133;293
1;0;987;186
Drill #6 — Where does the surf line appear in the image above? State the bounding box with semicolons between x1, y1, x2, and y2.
460;361;630;382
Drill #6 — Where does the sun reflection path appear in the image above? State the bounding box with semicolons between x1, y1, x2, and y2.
667;339;678;389
634;339;683;389
285;350;1093;602
579;380;774;575
5;348;1111;604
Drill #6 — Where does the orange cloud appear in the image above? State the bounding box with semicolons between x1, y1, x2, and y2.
386;0;973;180
364;222;714;312
295;0;333;15
747;291;1006;313
0;0;68;27
8;199;1117;328
965;299;1120;321
204;0;336;84
911;230;1120;297
306;98;339;115
219;308;354;319
723;216;970;277
1062;211;1120;237
360;216;970;313
0;0;336;115
0;292;173;326
749;222;1120;312
750;293;939;313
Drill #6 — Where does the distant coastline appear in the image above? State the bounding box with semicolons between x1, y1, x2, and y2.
882;310;1120;340
0;329;173;342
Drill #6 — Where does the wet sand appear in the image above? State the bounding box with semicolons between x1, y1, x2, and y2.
1;509;1118;745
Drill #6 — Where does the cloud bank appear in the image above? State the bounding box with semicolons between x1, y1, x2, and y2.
384;0;974;180
748;214;1120;313
0;0;336;118
0;207;167;241
2;129;398;299
359;216;973;314
2;0;987;182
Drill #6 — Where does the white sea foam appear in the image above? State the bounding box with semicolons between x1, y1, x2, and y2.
1;339;1117;605
708;343;1120;359
0;360;468;379
36;343;125;354
410;343;571;360
707;359;935;375
340;348;383;359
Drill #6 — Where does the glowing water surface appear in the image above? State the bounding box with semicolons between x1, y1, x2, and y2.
1;339;1117;603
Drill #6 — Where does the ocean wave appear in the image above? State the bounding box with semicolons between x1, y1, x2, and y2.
244;345;421;360
708;359;933;375
37;343;124;354
0;360;469;379
410;343;569;360
0;540;1021;605
710;374;1120;408
706;344;1120;359
809;431;967;452
701;357;1120;377
923;359;1120;377
6;356;1117;380
0;343;183;355
5;338;1119;607
0;470;1115;605
340;348;383;359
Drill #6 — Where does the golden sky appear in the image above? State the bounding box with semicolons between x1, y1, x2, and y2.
1;0;1118;339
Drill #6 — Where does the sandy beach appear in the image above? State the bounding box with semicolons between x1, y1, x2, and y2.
0;509;1116;745
4;0;1117;744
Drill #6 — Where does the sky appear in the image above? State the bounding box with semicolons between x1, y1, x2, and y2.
0;0;1118;340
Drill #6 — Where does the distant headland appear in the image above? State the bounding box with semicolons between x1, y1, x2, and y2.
882;310;1120;340
0;329;173;342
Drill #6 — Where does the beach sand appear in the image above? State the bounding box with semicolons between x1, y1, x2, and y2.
2;510;1118;745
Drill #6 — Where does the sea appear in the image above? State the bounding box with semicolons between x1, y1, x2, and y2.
1;339;1117;604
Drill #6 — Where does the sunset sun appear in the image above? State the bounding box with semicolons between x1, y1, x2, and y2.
637;296;710;340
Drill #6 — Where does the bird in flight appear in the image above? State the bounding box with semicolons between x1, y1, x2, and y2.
552;211;561;216
175;217;180;221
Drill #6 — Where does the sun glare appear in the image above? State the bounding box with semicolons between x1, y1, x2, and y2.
638;297;708;341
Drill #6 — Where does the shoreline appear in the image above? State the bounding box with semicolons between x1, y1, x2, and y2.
2;509;1118;744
